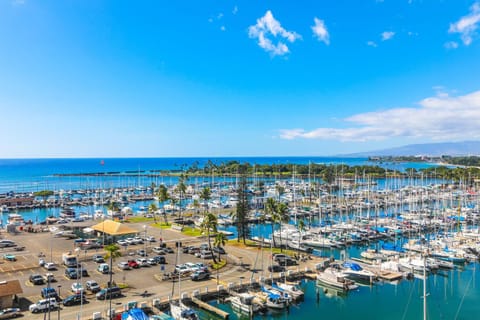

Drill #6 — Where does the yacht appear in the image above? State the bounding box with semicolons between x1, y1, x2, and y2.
170;301;198;320
7;213;25;226
340;262;377;283
230;293;263;315
316;267;358;291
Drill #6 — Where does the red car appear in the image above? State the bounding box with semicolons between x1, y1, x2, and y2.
127;260;139;268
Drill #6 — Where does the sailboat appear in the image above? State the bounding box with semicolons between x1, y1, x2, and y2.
170;244;199;320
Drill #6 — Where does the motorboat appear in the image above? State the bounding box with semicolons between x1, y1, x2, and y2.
316;267;358;291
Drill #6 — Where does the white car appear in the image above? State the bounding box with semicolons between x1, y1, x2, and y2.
184;262;199;272
152;246;164;254
71;282;84;294
135;258;149;267
117;261;131;270
85;280;101;293
146;236;156;242
117;239;128;246
29;298;58;313
147;258;157;265
43;262;57;271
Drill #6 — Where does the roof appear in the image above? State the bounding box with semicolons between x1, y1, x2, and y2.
90;219;139;236
0;280;23;297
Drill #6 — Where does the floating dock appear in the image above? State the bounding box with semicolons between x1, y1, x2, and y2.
190;296;230;319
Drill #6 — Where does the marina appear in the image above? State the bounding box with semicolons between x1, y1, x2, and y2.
0;158;479;320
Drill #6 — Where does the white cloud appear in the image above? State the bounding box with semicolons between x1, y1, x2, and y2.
444;41;459;49
367;41;377;47
220;26;226;32
381;31;395;41
279;90;480;142
248;10;301;56
233;6;238;15
448;2;480;45
311;17;330;45
12;0;25;5
217;13;224;20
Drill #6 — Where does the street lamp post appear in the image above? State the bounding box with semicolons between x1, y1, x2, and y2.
143;225;147;255
57;285;61;320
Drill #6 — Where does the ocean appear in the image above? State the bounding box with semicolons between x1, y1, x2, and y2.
0;157;477;320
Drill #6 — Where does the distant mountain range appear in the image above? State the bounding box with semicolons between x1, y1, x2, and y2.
343;141;480;157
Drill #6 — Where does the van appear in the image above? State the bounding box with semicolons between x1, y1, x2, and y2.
97;263;110;274
96;287;121;300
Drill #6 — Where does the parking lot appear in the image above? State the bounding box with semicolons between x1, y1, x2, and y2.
0;225;237;318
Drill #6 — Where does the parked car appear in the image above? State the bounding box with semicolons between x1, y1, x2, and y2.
85;280;101;293
62;294;87;306
191;269;211;281
71;282;84;294
65;268;78;279
200;250;214;259
117;239;128;246
97;263;110;274
182;246;194;254
164;247;174;254
117;261;131;270
268;264;286;272
147;258;157;265
136;258;149;267
43;262;57;271
29;274;45;285
29;298;58;313
174;264;190;275
92;254;104;263
0;307;21;319
44;273;56;283
152;246;165;254
137;249;147;256
146;236;156;242
40;287;59;300
96;287;121;300
152;256;166;264
127;260;139;268
277;257;297;266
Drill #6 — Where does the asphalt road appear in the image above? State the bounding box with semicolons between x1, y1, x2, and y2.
0;223;310;320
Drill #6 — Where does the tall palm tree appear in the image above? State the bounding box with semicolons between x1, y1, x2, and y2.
275;202;290;253
176;176;187;222
148;203;158;223
199;187;211;213
104;244;121;319
264;198;278;247
201;212;218;263
157;184;170;225
214;232;227;262
296;219;306;257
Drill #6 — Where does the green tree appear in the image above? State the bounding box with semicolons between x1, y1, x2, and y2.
157;184;170;225
201;212;218;263
264;198;277;247
148;203;158;223
275;202;290;252
235;165;250;244
104;244;121;318
214;232;228;262
176;175;187;222
199;187;212;213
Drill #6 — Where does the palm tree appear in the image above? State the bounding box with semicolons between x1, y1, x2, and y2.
264;198;277;247
104;244;121;319
148;203;158;223
176;175;187;222
214;232;227;262
275;202;290;253
201;212;218;263
199;187;211;213
296;219;306;257
157;184;170;225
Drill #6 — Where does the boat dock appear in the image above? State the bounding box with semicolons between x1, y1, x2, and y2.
190;296;230;319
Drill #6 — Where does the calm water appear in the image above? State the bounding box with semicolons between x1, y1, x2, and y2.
1;157;475;319
0;157;435;193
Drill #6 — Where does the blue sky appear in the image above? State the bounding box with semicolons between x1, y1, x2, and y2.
1;0;480;158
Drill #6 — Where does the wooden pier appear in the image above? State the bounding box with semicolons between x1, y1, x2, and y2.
190;296;230;319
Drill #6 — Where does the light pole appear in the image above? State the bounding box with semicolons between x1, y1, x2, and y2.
57;285;61;320
143;225;147;255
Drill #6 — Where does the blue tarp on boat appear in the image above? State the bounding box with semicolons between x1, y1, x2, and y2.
342;262;362;271
121;308;149;320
